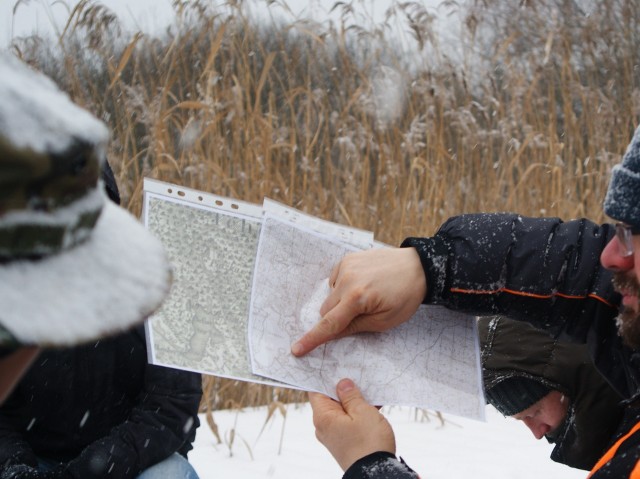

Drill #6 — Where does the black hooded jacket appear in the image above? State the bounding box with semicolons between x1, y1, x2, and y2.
480;316;625;470
0;326;202;479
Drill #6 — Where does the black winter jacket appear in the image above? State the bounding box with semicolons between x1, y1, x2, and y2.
0;326;202;479
343;452;419;479
403;213;639;399
344;213;638;479
588;407;640;478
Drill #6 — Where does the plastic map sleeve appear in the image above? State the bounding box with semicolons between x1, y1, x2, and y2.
249;214;485;420
142;179;485;420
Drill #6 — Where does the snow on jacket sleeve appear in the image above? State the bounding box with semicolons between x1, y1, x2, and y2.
0;422;38;471
343;452;420;479
401;213;640;398
402;213;618;339
64;364;202;479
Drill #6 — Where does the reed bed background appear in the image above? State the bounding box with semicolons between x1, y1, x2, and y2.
8;0;640;433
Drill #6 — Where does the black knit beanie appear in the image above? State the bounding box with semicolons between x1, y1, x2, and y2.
485;376;552;417
604;125;640;228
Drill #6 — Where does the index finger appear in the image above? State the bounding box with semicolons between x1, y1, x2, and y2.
308;391;344;418
291;292;365;356
290;312;342;357
308;391;336;408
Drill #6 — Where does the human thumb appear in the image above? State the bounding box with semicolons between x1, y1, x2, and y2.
336;378;368;412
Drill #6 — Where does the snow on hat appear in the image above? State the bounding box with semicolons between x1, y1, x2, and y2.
485;376;552;417
604;125;640;228
0;53;172;348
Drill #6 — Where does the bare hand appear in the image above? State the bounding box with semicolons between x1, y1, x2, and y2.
309;378;396;471
292;247;426;356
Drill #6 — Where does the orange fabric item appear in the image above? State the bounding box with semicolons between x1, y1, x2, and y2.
449;287;616;308
588;420;640;478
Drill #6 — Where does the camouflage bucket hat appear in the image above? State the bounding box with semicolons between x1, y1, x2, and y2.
0;54;172;348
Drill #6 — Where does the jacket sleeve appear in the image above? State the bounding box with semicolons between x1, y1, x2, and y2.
343;452;420;479
65;364;202;479
0;419;38;470
402;213;619;341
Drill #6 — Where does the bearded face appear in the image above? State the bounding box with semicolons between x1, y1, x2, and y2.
612;273;640;348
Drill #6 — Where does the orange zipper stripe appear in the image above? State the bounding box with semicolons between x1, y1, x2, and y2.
449;287;616;308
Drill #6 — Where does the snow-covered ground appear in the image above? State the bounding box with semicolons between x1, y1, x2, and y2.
189;403;586;478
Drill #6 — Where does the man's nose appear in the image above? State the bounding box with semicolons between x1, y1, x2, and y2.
601;236;635;272
522;417;550;440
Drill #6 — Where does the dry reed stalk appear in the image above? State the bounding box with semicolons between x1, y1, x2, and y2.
11;0;640;439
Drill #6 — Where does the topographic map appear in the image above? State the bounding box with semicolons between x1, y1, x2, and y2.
143;179;485;420
249;214;485;420
143;181;282;385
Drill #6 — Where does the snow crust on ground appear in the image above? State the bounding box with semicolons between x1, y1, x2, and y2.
189;404;585;479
